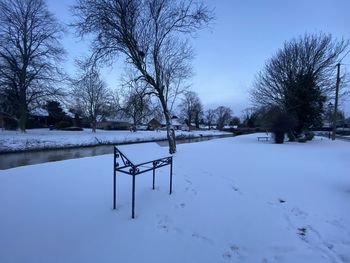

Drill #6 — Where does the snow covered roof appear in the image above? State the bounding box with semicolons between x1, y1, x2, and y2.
171;119;182;126
104;117;131;123
30;108;48;117
160;119;183;126
65;111;75;118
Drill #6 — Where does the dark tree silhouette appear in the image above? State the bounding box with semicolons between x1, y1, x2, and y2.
230;116;241;126
0;0;65;131
179;91;203;130
205;109;216;130
215;106;232;130
71;62;113;132
122;80;152;130
46;100;66;126
251;33;349;135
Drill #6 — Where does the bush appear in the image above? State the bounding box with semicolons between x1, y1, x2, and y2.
298;137;307;143
270;110;297;144
60;127;83;131
287;131;296;141
3;117;17;130
336;130;350;136
55;120;72;129
274;131;285;144
305;131;315;141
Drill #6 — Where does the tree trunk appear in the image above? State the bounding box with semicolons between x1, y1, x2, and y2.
92;118;96;132
18;104;27;132
18;114;27;132
159;95;176;154
18;89;27;132
165;114;176;154
195;115;199;129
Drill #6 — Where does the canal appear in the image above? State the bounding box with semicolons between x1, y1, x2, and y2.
0;135;233;170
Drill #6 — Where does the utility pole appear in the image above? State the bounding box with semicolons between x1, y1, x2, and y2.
331;63;341;141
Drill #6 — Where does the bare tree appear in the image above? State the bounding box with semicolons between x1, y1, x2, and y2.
251;33;349;134
0;0;65;131
215;106;232;130
205;109;216;130
71;0;213;153
122;79;152;130
71;62;113;132
179;91;202;129
230;116;241;126
193;97;203;129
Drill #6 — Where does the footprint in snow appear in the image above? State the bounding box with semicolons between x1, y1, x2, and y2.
156;215;182;234
325;218;346;230
297;225;344;262
185;179;192;185
290;207;308;219
297;227;307;240
156;215;171;232
230;184;242;195
185;187;197;196
175;203;186;209
222;244;244;260
267;198;286;207
191;232;213;244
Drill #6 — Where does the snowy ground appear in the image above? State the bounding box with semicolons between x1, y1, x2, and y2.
0;134;349;263
0;128;229;153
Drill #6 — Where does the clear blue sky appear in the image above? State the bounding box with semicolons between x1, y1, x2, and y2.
47;0;350;117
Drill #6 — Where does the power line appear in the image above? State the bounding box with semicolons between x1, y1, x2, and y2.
339;49;350;62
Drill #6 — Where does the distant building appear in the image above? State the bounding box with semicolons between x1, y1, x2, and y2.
148;118;162;130
160;116;189;131
28;108;49;128
97;116;131;130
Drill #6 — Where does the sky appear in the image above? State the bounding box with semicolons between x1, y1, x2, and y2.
47;0;350;117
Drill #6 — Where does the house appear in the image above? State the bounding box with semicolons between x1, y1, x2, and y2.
148;118;162;130
28;108;49;128
97;117;131;130
98;120;131;130
159;116;188;130
172;118;189;130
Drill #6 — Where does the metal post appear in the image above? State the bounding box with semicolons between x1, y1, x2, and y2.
152;165;155;190
132;174;136;219
169;157;173;195
332;63;341;141
113;147;116;209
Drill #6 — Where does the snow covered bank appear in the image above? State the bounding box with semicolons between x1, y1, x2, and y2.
0;128;230;153
0;134;349;263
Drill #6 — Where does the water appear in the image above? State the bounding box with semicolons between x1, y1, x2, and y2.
0;135;233;170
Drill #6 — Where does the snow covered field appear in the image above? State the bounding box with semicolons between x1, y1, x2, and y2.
0;134;349;263
0;128;229;153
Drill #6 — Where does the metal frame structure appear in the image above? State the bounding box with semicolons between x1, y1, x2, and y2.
113;146;173;218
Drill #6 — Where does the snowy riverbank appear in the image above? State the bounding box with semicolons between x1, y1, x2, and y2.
0;128;231;153
0;134;349;262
